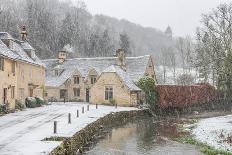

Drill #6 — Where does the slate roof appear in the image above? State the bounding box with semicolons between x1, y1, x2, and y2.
0;32;44;67
42;55;151;89
103;65;141;91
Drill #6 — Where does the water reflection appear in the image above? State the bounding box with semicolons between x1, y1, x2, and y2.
84;117;203;155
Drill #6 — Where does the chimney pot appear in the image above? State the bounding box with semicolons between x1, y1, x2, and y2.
21;26;27;41
116;49;126;70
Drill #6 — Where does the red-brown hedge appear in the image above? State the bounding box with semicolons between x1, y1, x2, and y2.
155;83;223;108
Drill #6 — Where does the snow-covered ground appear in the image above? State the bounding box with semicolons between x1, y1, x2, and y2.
0;102;138;155
192;115;232;152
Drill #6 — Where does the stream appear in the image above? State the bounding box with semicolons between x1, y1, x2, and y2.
82;116;203;155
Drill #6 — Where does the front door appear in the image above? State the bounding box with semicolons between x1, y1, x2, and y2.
86;88;89;102
3;88;7;105
29;88;33;97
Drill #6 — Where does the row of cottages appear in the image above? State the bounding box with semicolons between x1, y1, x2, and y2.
0;30;45;110
43;49;156;106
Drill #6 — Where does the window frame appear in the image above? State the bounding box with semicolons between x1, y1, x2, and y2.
74;75;80;84
0;57;4;71
90;76;97;84
60;89;67;99
73;88;80;97
11;86;15;99
105;86;113;100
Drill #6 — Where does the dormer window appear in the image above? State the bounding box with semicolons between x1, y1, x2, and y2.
26;49;35;59
55;70;59;76
91;76;97;84
74;76;80;84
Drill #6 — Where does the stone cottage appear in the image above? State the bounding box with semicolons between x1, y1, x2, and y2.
43;49;156;106
0;28;45;110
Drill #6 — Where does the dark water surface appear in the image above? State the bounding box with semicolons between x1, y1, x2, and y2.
82;117;203;155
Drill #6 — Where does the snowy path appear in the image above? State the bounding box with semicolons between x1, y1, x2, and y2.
192;114;232;152
0;102;138;155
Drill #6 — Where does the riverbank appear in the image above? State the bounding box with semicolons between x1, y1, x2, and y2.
0;102;141;155
50;109;149;155
175;111;232;155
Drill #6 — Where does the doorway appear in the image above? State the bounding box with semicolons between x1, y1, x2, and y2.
3;88;7;105
86;88;89;102
29;88;33;97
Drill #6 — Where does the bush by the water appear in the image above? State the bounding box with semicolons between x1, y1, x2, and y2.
15;100;26;110
25;97;46;108
137;77;158;106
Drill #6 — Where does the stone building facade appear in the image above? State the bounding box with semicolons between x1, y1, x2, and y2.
0;31;45;110
43;49;156;106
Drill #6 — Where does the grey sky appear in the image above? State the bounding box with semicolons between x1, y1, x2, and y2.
80;0;231;37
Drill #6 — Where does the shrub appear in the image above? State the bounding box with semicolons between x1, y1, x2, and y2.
0;104;7;114
15;100;26;110
137;77;158;106
35;97;46;106
25;97;37;108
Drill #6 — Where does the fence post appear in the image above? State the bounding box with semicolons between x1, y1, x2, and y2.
96;104;98;109
87;105;89;111
82;107;84;114
54;121;57;134
68;113;71;124
115;103;117;109
77;110;79;118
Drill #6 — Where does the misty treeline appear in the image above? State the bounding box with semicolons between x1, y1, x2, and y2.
0;0;175;59
2;0;230;88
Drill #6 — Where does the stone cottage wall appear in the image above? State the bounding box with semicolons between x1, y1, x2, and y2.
90;72;131;106
0;58;17;109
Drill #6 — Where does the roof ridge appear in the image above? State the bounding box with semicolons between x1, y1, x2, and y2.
42;55;151;62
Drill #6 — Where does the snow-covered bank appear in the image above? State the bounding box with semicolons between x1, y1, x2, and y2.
0;102;138;155
192;114;232;152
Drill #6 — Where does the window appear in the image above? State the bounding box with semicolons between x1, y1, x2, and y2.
19;88;24;100
11;86;15;99
60;89;67;98
91;76;97;84
74;76;79;84
12;62;15;74
73;88;80;97
55;70;59;76
0;57;4;71
105;86;113;100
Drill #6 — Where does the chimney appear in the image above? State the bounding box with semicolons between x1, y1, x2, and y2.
58;50;67;64
116;49;126;70
21;26;27;41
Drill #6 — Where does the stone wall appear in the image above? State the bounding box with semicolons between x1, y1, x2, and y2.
49;109;150;155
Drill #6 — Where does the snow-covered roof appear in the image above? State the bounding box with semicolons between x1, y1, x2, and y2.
43;55;151;87
0;32;44;67
103;65;141;91
0;32;14;40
